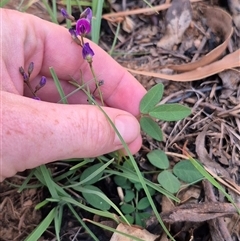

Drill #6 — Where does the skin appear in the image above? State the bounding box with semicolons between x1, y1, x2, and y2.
0;9;146;181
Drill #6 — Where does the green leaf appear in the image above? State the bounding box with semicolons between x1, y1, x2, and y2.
173;160;204;183
80;163;104;185
135;212;151;227
134;182;143;191
157;170;180;193
135;212;144;227
140;117;163;141
149;104;191;121
136;197;150;210
54;205;63;241
81;185;111;211
147;150;169;169
124;190;135;203
121;203;135;214
114;176;131;189
50;67;68;104
147;186;156;196
140;83;164;114
124;214;134;224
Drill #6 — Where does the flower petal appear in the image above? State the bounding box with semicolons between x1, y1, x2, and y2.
76;18;91;35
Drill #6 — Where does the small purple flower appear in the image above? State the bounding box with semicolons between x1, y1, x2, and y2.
61;8;75;21
80;8;92;22
39;76;47;87
82;43;94;62
76;18;91;36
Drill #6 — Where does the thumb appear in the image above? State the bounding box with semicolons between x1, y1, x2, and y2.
1;92;142;180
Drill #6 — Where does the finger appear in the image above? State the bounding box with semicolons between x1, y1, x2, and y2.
1;92;142;180
2;9;146;115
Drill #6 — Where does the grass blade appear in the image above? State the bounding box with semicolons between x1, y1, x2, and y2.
49;67;68;104
25;207;56;241
91;0;104;44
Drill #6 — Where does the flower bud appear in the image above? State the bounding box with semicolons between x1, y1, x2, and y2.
23;73;29;82
28;62;34;76
33;96;41;100
80;8;92;22
34;76;47;93
61;8;75;21
82;43;94;63
69;28;82;45
39;76;47;87
19;66;25;76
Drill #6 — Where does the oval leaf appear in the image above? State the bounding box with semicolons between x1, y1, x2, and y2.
140;117;163;141
173;160;204;183
124;190;135;202
81;185;111;210
140;83;164;114
121;203;135;214
149;104;191;121
157;170;180;193
124;214;134;224
136;197;150;210
80;163;104;185
147;150;169;169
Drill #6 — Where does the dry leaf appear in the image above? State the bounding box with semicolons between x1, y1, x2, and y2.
157;0;192;50
161;202;240;223
227;0;240;29
122;16;135;33
110;223;158;241
126;49;240;81
167;4;233;71
219;69;240;99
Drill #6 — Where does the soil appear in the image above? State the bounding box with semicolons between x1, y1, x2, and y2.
1;0;240;240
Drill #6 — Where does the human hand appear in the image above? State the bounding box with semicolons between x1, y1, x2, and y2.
0;9;146;181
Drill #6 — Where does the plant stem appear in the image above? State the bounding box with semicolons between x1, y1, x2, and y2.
89;62;104;105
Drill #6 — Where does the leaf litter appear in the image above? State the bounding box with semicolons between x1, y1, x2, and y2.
1;0;240;240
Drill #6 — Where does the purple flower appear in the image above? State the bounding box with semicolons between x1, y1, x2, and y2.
61;8;75;21
82;43;94;62
76;18;91;36
80;8;92;22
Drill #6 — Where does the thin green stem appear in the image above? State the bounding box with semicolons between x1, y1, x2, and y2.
89;62;104;105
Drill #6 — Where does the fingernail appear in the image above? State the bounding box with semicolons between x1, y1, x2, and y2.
114;115;139;145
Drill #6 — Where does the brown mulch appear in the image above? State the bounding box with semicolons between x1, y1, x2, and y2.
1;0;240;240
